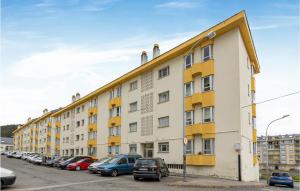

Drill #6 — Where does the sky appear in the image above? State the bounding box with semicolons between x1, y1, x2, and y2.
1;0;299;136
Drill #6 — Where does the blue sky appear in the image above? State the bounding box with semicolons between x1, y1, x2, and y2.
1;0;299;136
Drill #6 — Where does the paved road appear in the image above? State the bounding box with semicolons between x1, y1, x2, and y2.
1;156;298;191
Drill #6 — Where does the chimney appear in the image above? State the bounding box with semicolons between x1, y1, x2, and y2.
43;108;48;114
72;95;76;102
153;44;160;58
76;92;80;100
141;51;148;65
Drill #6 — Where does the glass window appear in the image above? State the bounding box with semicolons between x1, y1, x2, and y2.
158;116;169;128
158;142;169;152
185;111;194;125
119;157;127;164
76;121;80;127
129;102;138;112
129;81;138;91
115;146;120;154
184;82;194;97
76;107;80;113
185;140;193;154
116;107;121;116
158;91;169;103
116;87;122;97
184;54;193;69
203;107;214;123
129;122;137;133
109;90;114;100
129;144;137;153
202;75;213;92
202;45;213;61
128;157;136;164
203;139;215;154
158;66;169;78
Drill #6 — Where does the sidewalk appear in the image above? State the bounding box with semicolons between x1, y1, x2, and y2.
168;175;266;189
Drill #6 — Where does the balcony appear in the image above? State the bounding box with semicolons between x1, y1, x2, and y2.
185;91;215;111
252;104;256;117
55;121;61;127
253;128;257;142
46;142;51;147
47;122;51;127
184;60;214;83
55;133;60;140
185;123;215;139
55;145;60;151
251;77;256;92
88;123;97;132
108;116;121;127
253;155;258;166
108;135;121;146
87;139;97;147
47;131;51;137
108;97;122;109
186;154;215;166
88;107;98;116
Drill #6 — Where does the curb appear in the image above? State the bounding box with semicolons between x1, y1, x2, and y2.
167;182;266;188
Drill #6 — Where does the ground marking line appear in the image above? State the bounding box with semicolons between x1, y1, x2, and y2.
10;178;120;191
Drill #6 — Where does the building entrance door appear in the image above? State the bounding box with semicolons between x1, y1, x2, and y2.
143;143;154;158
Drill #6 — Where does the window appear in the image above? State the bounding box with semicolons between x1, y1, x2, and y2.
184;82;194;97
88;132;97;139
76;107;80;113
66;125;69;130
129;122;137;132
248;112;251;125
202;75;213;92
130;81;138;91
251;91;255;103
158;142;169;153
185;111;194;125
252;118;256;128
66;137;69;143
202;107;214;123
81;148;84;155
203;139;214;154
158;66;169;78
185;140;193;154
158;116;169;128
158;91;169;103
109;90;114;100
248;84;250;96
81;119;84;126
116;87;122;97
115;145;120;154
109;126;120;136
76;121;80;127
128;157;136;164
116;107;121;116
129;102;138;112
81;105;85;112
81;134;84;140
67;112;70;118
184;54;193;69
76;135;80;141
129;144;137;153
202;45;213;61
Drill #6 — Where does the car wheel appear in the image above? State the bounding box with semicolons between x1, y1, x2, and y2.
157;172;162;181
76;166;81;171
134;176;139;181
268;182;273;186
290;184;294;188
111;170;118;177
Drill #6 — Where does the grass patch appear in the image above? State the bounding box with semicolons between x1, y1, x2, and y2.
293;176;300;182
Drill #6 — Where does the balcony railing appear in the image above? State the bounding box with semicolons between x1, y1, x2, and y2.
251;77;256;92
55;121;61;127
87;139;97;147
108;97;122;109
108;135;121;146
88;123;97;132
185;91;215;111
184;59;214;83
108;116;121;127
185;122;215;139
253;128;257;142
252;104;256;117
186;154;215;166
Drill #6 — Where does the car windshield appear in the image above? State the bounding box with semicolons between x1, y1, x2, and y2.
65;158;75;162
107;157;120;164
99;157;111;163
272;172;290;177
135;159;156;166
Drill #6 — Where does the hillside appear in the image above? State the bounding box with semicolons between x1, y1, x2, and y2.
0;124;19;137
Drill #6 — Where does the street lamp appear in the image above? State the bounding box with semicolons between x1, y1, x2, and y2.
265;114;290;170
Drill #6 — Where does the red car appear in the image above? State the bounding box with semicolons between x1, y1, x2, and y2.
67;158;94;171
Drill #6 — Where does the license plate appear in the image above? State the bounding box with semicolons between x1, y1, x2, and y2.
139;168;148;171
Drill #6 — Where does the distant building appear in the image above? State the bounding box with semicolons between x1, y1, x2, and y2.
0;137;14;152
257;134;300;171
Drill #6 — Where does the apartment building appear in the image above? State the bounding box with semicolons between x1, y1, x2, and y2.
13;11;260;181
257;134;300;171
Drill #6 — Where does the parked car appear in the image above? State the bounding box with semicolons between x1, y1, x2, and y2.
53;156;71;167
14;152;22;159
268;172;294;188
97;154;142;177
0;167;16;187
133;158;169;181
88;157;112;173
32;156;43;165
58;156;92;170
6;151;16;158
67;158;94;171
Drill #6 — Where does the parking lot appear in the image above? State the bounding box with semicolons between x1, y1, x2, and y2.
1;156;299;191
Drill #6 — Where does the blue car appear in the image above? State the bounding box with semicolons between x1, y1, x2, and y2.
268;172;294;188
97;154;142;176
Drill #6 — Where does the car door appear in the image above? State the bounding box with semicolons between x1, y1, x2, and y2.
127;157;136;173
117;157;129;174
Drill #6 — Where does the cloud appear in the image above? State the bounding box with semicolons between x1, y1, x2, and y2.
156;1;197;9
250;15;299;31
272;2;298;10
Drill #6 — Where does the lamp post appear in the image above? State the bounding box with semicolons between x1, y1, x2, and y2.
265;114;290;170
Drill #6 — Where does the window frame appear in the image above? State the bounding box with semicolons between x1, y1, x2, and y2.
158;91;170;103
158;142;169;153
158;116;170;128
129;80;138;91
184;54;193;69
201;45;213;62
201;75;214;92
202;107;214;123
203;139;215;154
185;111;194;125
129;122;137;133
184;82;194;97
129;102;138;112
158;66;170;79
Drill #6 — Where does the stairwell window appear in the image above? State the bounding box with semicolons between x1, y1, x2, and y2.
202;107;214;123
184;82;194;97
201;75;214;92
184;54;193;69
202;45;213;61
203;139;214;154
129;102;138;112
185;111;194;125
129;81;138;91
158;66;169;78
158;91;169;103
158;116;169;128
129;122;137;133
